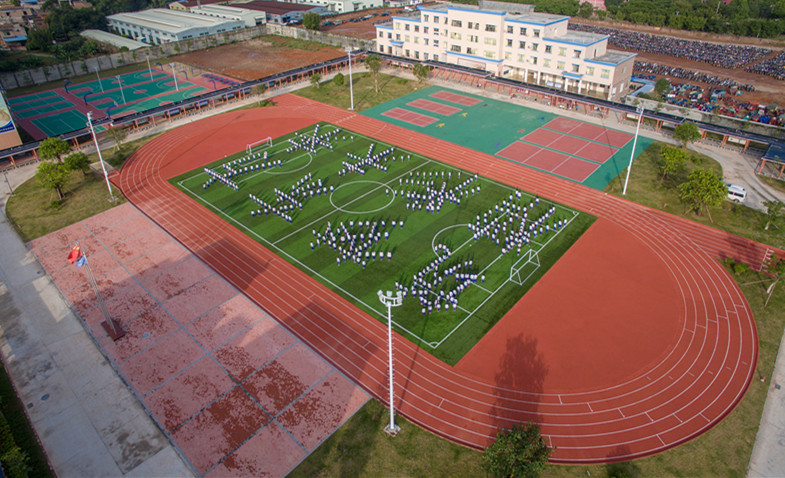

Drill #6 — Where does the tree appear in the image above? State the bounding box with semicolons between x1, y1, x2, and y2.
64;151;91;177
762;200;784;231
38;137;71;162
678;168;727;222
333;72;345;86
413;63;430;83
310;72;322;89
104;125;126;152
25;28;53;52
673;122;701;148
36;161;71;200
654;78;670;97
366;54;382;94
303;12;321;30
659;145;686;180
483;422;551;478
577;1;594;18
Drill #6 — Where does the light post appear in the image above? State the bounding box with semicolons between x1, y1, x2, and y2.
378;289;402;436
95;67;104;93
86;112;115;201
170;63;179;91
622;105;644;196
115;75;126;104
146;54;153;79
345;47;354;111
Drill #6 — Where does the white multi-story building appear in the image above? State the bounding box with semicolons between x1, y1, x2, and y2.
375;2;635;100
107;8;244;45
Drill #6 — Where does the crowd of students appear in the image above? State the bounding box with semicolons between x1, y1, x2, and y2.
312;219;403;267
287;124;340;155
398;170;480;213
400;252;480;315
340;144;397;176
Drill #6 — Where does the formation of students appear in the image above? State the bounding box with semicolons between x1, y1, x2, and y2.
399;251;480;315
312;219;403;267
287;124;340;155
397;170;479;213
203;167;238;191
286;172;332;199
340;144;396;176
249;193;294;222
469;193;567;256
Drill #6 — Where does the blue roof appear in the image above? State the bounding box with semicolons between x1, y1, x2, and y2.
4;36;27;42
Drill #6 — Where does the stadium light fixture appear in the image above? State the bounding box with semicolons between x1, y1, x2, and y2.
94;67;104;93
622;105;645;196
115;75;126;104
87;112;115;201
146;54;153;79
378;289;403;436
170;63;179;91
345;47;354;111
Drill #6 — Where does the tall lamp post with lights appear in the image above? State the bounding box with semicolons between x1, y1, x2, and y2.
345;47;355;111
623;105;645;196
86;112;115;201
378;289;402;435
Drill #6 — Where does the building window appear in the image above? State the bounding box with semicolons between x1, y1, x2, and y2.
484;50;495;58
424;26;428;33
379;31;383;38
531;43;538;51
415;50;419;59
545;45;551;53
451;19;462;27
451;44;461;52
573;49;581;58
506;39;513;47
506;25;513;33
424;14;429;21
533;29;540;37
434;27;439;35
424;37;430;46
485;24;496;32
557;61;565;70
484;37;496;45
414;37;419;44
467;47;477;55
468;34;478;42
395;22;400;29
387;32;391;39
378;44;384;52
405;35;410;42
518;54;525;62
414;25;419;32
405;24;409;31
468;21;474;29
451;32;462;40
505;52;512;60
520;27;527;35
434;39;439;47
406;49;410;56
558;47;566;56
396;33;401;40
519;40;525;49
433;15;438;22
434;54;439;61
531;56;537;64
572;64;580;73
586;66;595;75
601;69;610;78
543;59;551;67
424;52;429;59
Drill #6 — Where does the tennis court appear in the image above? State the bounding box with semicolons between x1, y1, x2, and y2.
362;86;653;190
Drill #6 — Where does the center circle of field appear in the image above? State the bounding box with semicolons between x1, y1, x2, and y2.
330;181;394;214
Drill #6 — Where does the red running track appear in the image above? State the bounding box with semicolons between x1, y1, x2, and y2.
115;95;763;463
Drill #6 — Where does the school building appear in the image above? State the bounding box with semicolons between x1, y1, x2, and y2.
374;1;635;100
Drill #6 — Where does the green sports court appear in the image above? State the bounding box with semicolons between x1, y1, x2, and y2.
362;86;654;190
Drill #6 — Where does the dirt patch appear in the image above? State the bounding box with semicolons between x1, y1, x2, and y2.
171;36;345;82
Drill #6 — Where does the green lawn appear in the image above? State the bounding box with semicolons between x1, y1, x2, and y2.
295;73;429;112
170;122;594;364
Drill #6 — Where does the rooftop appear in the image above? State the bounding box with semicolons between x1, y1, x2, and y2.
546;31;607;45
81;29;148;50
230;0;316;14
107;8;239;33
590;50;636;65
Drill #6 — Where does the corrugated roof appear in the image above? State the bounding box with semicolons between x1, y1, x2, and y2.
81;29;148;50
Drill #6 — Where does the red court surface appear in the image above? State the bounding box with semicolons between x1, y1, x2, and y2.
381;106;438;127
112;95;765;464
522;129;619;163
29;203;368;477
429;90;483;106
545;117;633;148
497;141;599;182
407;98;462;116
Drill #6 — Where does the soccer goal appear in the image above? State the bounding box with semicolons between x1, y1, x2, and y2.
246;137;273;155
510;249;540;286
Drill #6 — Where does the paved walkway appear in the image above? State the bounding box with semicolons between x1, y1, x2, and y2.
0;166;194;477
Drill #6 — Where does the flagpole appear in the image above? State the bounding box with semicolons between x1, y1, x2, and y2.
76;243;125;340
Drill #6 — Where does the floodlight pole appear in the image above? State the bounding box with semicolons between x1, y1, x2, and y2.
115;75;126;104
171;64;179;91
345;47;354;111
95;67;104;93
378;290;402;436
87;112;115;200
622;105;644;196
146;54;153;78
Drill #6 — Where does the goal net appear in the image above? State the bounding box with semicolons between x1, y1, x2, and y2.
510;249;540;286
246;137;273;156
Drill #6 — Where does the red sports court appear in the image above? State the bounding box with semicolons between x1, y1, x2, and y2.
381;107;438;127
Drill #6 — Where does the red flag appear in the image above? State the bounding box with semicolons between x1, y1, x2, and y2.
67;245;81;264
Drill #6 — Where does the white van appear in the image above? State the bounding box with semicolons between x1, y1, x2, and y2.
727;184;747;203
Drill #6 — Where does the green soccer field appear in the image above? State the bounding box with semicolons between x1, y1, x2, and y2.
171;123;596;364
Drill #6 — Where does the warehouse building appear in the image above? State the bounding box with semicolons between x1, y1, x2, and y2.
107;8;244;45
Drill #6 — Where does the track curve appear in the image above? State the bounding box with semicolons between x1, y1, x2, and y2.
115;96;760;463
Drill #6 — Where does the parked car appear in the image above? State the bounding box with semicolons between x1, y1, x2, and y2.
727;184;747;203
